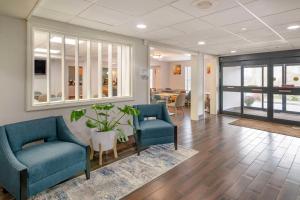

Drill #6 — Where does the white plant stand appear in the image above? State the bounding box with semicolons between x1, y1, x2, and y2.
89;130;118;166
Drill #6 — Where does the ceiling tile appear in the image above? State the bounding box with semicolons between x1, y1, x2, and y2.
39;0;92;15
95;0;166;16
69;17;113;31
273;24;300;39
32;7;74;22
262;9;300;26
140;6;193;28
201;6;254;26
237;27;280;42
286;37;300;48
244;0;300;17
171;0;241;17
171;19;214;34
223;19;266;33
143;27;185;40
79;5;133;26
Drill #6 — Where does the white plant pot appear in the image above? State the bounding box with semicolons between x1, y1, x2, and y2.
91;129;116;151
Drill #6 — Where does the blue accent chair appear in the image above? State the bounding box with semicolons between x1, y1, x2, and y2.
0;116;90;200
133;104;177;155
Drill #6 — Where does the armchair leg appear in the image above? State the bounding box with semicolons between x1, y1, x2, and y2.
85;147;91;180
85;170;90;180
1;187;8;193
174;126;178;150
20;169;28;200
136;143;141;156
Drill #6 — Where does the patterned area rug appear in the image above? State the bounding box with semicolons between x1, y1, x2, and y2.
31;144;198;200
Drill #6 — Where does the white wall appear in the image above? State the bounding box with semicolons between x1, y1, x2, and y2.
169;61;191;90
150;59;191;90
150;60;170;89
204;55;219;114
0;16;148;142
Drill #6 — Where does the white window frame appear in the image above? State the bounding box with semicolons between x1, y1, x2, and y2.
26;22;134;111
185;66;192;91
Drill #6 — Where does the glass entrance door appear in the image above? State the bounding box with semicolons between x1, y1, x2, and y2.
222;66;241;114
242;65;268;118
272;64;300;122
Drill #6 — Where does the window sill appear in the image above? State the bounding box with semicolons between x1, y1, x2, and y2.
26;96;135;112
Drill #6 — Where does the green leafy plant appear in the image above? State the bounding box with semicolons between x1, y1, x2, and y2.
70;103;140;142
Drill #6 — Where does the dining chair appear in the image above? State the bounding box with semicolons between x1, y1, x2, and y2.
167;93;186;116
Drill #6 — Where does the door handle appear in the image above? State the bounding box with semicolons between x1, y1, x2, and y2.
226;86;235;89
278;90;292;93
251;89;262;92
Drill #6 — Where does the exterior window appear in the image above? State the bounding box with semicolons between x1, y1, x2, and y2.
185;66;191;91
32;29;132;106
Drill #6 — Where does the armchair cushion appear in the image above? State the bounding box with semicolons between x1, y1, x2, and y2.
5;117;57;153
15;141;86;184
140;119;174;139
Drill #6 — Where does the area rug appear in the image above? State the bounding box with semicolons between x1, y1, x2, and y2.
31;144;198;200
230;118;300;138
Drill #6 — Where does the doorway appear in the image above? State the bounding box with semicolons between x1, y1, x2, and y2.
220;51;300;125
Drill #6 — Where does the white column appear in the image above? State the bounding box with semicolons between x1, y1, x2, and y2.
191;54;204;120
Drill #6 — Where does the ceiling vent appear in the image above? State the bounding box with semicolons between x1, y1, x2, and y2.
192;0;214;9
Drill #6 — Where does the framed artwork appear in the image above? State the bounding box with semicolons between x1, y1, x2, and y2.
173;65;182;75
207;64;212;74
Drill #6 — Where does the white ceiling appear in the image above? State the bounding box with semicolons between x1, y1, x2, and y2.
150;47;191;62
0;0;38;19
31;0;300;56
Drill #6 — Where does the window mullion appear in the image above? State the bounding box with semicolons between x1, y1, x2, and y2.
61;35;65;101
98;42;102;98
75;38;79;101
117;45;122;97
87;40;91;99
108;44;112;97
46;32;50;103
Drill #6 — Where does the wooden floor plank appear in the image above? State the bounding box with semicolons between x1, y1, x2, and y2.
2;112;300;200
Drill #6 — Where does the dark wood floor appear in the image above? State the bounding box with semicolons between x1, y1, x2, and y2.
2;110;300;200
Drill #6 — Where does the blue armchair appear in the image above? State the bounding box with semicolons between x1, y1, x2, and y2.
0;116;90;200
133;104;177;155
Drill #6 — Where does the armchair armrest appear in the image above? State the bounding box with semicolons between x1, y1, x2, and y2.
162;104;175;126
133;115;141;132
0;127;27;199
56;116;88;149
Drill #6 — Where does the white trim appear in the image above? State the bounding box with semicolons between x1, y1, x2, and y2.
75;38;79;100
28;97;135;111
87;40;91;99
98;42;103;98
61;35;65;100
27;20;135;111
46;32;50;103
117;45;122;97
108;44;112;97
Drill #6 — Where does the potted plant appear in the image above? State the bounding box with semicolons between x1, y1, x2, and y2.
70;103;139;152
244;96;255;107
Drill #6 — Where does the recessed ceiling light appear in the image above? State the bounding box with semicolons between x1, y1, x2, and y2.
136;24;147;29
198;41;205;45
241;27;247;31
230;50;237;53
287;25;300;30
184;53;191;56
